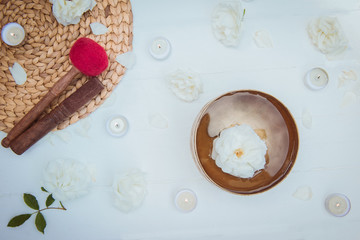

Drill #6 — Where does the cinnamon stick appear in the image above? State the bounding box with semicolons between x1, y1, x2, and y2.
9;77;104;155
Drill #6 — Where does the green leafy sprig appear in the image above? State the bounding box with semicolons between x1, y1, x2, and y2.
7;187;66;234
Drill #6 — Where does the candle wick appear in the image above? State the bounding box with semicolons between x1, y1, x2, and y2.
10;32;16;37
157;44;162;49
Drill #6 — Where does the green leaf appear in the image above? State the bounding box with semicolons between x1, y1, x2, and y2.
60;201;67;211
23;193;39;210
35;212;46;234
7;214;31;227
45;194;55;207
41;187;48;192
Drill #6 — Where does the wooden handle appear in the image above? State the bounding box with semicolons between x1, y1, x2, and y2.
9;77;104;155
1;66;80;148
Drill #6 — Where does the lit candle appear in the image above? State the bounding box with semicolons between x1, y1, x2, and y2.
304;67;329;90
106;115;129;137
325;193;351;217
149;37;171;60
1;22;26;46
175;189;197;212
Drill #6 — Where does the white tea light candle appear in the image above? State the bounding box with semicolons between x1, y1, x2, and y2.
325;193;351;217
1;22;25;46
175;189;197;212
106;115;128;137
149;37;171;60
304;68;329;90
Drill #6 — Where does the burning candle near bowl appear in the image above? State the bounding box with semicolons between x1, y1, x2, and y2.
175;189;197;212
325;193;351;217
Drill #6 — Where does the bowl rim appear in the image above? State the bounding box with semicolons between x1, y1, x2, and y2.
190;89;299;195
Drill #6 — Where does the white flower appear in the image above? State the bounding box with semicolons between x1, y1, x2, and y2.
211;1;244;47
167;69;203;102
49;0;97;26
42;158;92;202
211;124;267;178
112;169;147;213
307;16;348;57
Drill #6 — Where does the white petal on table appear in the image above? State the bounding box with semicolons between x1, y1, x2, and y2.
90;22;109;35
74;118;92;138
148;112;168;129
341;91;357;107
338;69;358;88
253;30;273;48
302;109;312;129
292;186;313;201
9;62;27;85
116;51;136;69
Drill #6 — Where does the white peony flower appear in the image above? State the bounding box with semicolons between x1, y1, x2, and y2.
42;158;93;202
211;124;267;178
307;16;348;58
112;169;147;213
211;1;244;47
49;0;97;26
167;69;203;102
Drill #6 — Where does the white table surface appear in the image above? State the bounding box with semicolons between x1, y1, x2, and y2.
1;0;360;239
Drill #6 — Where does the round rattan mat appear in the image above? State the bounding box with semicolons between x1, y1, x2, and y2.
0;0;133;133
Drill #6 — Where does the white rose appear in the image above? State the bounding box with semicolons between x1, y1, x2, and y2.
211;124;267;178
307;16;348;58
167;69;203;102
112;169;147;213
42;158;92;202
212;1;244;47
50;0;97;26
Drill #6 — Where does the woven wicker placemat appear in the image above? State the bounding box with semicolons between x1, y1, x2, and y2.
0;0;133;133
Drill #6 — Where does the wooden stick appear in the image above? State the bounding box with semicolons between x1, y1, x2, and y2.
1;66;81;148
9;77;104;155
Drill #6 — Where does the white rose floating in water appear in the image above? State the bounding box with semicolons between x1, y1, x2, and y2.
211;124;267;178
112;169;147;213
167;69;203;102
50;0;96;26
211;1;244;47
307;16;348;58
42;158;93;202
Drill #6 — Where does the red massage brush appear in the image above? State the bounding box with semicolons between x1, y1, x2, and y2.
1;38;108;148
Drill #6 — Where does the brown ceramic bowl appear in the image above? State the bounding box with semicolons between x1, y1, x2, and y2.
191;90;299;195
